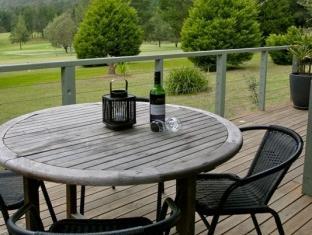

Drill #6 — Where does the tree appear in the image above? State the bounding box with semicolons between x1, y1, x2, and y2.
72;0;90;27
10;14;30;49
74;0;143;74
181;0;261;71
33;4;57;37
258;0;294;39
258;0;310;39
145;8;173;47
20;6;35;35
297;0;312;25
292;1;311;27
298;0;312;10
0;10;11;32
45;12;76;53
159;0;193;47
130;0;157;40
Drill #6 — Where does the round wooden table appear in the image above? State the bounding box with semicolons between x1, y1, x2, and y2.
0;102;242;235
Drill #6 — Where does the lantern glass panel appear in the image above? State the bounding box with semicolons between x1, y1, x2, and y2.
102;95;136;130
112;100;128;122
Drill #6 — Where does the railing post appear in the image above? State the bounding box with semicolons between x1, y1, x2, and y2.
215;53;227;117
61;66;76;105
155;58;164;84
258;51;268;111
303;81;312;196
292;55;298;73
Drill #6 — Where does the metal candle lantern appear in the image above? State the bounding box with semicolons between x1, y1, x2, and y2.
102;79;136;130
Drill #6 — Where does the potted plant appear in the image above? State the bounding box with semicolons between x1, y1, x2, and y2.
289;28;312;109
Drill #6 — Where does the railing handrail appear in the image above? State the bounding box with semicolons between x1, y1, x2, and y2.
0;46;288;72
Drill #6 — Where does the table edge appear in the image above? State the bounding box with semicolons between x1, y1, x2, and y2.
0;103;242;186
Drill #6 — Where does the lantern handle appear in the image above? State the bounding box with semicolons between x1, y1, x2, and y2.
110;78;128;93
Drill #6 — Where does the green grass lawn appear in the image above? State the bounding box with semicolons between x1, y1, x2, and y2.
0;33;182;63
0;33;292;124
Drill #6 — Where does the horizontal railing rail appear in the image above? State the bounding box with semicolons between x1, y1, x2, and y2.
0;46;288;72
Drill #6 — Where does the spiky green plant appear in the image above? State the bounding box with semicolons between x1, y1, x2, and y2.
289;28;312;75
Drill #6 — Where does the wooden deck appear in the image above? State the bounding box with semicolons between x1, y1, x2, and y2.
1;104;311;235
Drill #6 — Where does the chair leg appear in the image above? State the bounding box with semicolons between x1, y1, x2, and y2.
197;211;211;230
80;185;85;215
0;196;9;223
269;209;285;235
39;182;57;223
208;215;219;235
80;185;115;215
251;213;262;235
156;182;164;221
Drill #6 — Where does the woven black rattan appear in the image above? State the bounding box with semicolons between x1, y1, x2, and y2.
0;170;24;223
0;170;57;233
195;125;303;235
7;197;180;235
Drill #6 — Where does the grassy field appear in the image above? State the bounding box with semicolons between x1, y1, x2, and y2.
0;33;292;124
0;33;182;63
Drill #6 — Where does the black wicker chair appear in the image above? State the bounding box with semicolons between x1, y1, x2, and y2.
0;170;57;232
7;197;180;235
79;97;165;220
195;125;303;235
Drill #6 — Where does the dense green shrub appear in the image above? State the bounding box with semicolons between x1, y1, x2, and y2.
166;67;208;95
266;26;301;65
74;0;143;59
181;0;261;71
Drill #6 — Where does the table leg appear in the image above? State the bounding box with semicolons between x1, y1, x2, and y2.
66;184;77;218
23;177;40;230
176;176;196;235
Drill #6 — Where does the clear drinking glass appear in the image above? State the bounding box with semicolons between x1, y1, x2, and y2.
151;117;182;133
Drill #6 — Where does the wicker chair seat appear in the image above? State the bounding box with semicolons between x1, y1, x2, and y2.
194;125;303;235
196;175;263;213
49;218;153;234
0;171;24;209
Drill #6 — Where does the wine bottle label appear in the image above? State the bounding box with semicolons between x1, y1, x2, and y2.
150;104;165;115
150;93;165;123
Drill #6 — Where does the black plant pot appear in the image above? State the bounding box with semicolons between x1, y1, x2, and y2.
289;73;312;109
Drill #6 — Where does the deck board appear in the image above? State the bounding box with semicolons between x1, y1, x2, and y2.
1;104;311;235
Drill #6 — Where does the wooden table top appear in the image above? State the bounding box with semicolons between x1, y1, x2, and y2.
0;102;242;186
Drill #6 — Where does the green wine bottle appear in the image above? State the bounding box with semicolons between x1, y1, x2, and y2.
150;71;165;131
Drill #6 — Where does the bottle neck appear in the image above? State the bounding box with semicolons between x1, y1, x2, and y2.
154;80;161;87
154;72;161;86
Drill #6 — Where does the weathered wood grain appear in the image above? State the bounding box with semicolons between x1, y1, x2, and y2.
0;103;242;186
